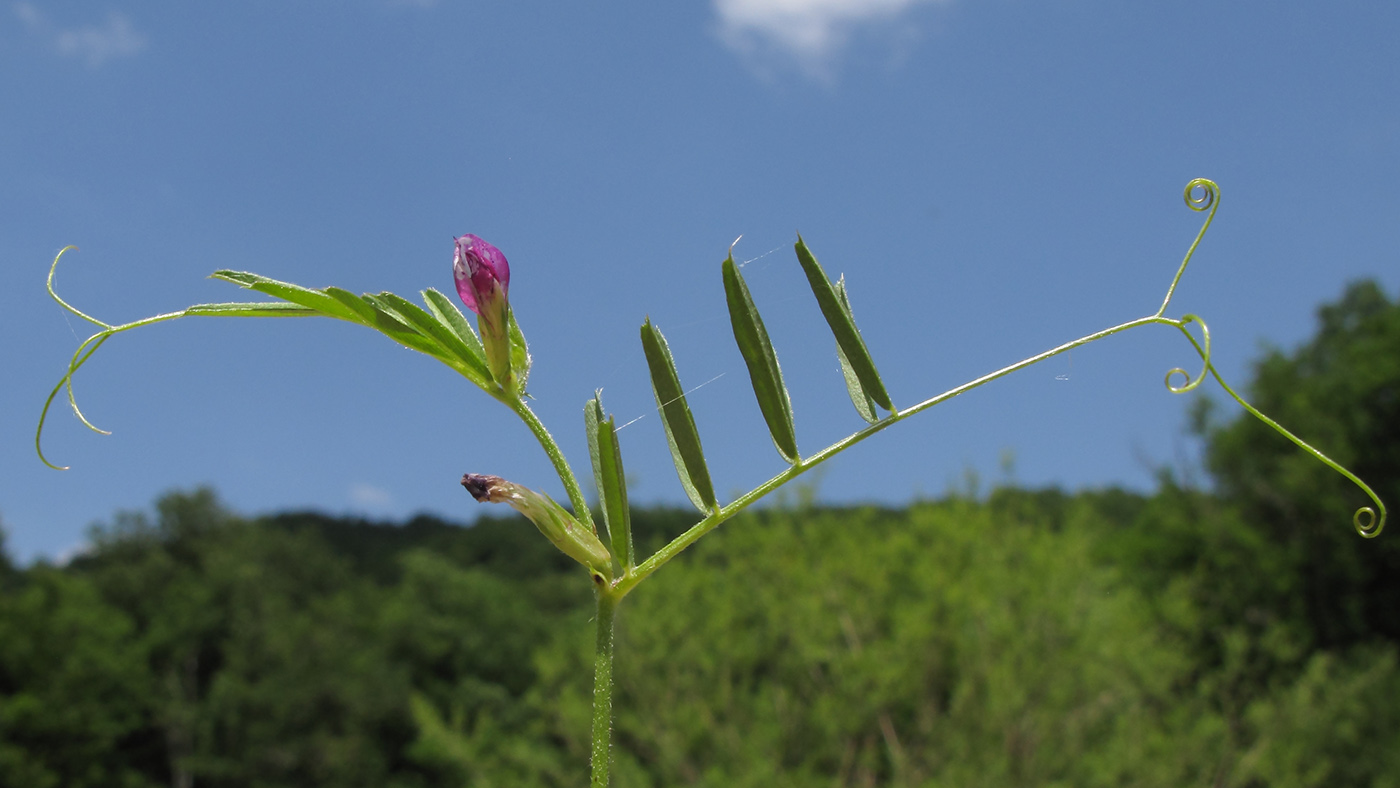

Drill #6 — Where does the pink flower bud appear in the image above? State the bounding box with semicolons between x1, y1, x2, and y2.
453;234;510;316
453;234;516;393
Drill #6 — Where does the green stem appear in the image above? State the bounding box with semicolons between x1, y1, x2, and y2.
591;592;618;788
510;398;597;531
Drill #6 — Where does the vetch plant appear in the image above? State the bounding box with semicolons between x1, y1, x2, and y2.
37;179;1388;787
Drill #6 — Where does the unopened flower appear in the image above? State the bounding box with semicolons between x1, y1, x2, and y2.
453;234;510;316
462;473;611;576
453;234;515;392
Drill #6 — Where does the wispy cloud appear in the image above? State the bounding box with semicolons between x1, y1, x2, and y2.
349;483;394;508
12;0;38;27
714;0;944;77
13;3;148;67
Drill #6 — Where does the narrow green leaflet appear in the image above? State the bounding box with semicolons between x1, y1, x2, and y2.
360;293;454;358
793;236;894;412
722;254;799;464
323;287;380;323
834;278;878;424
585;393;606;515
597;419;632;568
373;292;492;387
212;271;365;323
185;302;319;318
640;318;717;513
422;288;487;365
585;392;633;571
377;291;457;341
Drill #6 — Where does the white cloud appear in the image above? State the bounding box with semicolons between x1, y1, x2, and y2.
12;1;39;27
714;0;943;76
12;3;147;67
349;483;394;508
57;12;146;66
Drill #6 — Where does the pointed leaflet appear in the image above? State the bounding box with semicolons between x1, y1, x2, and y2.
216;270;438;357
422;288;487;366
583;393;607;523
597;418;632;568
322;287;379;324
185;302;319;318
793;236;893;412
585;393;633;570
373;291;492;387
339;289;489;388
640;318;717;512
359;293;456;359
834;278;878;424
213;271;365;323
722;254;799;464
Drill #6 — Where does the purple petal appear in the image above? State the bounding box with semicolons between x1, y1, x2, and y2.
453;234;510;314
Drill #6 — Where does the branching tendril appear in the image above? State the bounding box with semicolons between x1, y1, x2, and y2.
1155;183;1384;536
38;248;116;469
37;248;281;469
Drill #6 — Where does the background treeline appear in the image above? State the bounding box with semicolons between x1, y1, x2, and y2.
3;280;1398;788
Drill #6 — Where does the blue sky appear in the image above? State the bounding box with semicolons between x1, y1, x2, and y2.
3;1;1397;563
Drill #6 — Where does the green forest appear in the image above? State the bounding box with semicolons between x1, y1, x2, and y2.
4;280;1399;788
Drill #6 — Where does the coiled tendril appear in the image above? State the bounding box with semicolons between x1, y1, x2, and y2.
1164;313;1211;394
1355;508;1383;538
1184;178;1218;212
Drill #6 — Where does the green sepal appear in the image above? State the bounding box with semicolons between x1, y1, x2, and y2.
722;254;799;464
834;278;878;424
794;236;894;412
585;392;634;571
640;318;718;513
507;308;531;395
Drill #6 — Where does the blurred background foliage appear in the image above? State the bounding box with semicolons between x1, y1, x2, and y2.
3;279;1398;787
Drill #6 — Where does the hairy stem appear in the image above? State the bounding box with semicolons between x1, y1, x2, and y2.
510;398;597;531
591;592;618;788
